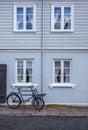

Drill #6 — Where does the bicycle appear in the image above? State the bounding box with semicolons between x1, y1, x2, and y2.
7;84;46;111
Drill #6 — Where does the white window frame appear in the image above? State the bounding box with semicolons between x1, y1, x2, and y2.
53;59;71;84
14;3;36;32
49;59;75;88
15;59;33;83
51;4;74;32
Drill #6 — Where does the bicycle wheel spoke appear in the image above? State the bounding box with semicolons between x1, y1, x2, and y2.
34;97;45;111
7;93;21;109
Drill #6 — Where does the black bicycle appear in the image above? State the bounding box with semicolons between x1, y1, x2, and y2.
7;85;46;111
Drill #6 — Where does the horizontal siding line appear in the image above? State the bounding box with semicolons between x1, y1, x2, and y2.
44;39;88;42
43;2;88;4
0;40;41;43
0;38;41;40
0;42;41;44
0;32;42;35
44;42;88;44
44;36;88;38
0;36;88;38
44;33;88;36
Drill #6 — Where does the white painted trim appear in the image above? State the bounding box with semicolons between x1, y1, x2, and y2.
53;59;71;84
15;59;33;84
49;83;76;88
51;4;74;32
13;3;36;32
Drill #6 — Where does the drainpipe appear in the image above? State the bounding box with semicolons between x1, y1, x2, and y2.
41;0;44;93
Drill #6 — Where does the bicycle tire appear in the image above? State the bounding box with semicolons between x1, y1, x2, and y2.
33;97;45;111
7;93;21;109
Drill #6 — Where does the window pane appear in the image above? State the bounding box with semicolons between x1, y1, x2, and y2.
18;69;23;75
26;15;33;29
64;69;70;75
26;61;32;82
17;61;23;67
26;15;33;22
57;69;61;83
64;76;70;83
64;7;71;30
26;8;33;30
55;76;61;83
26;7;33;14
17;8;23;30
55;61;61;83
26;69;32;76
64;61;70;68
17;61;23;83
17;76;23;83
17;15;23;22
26;61;32;68
17;15;23;29
55;61;61;68
64;61;70;83
29;76;32;82
54;7;61;29
17;7;23;14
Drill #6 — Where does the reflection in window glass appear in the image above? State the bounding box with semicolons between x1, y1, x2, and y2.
51;5;74;31
26;7;33;30
55;61;61;83
17;8;23;30
64;61;70;83
54;7;61;29
54;60;71;83
64;7;71;30
16;60;33;83
14;5;35;31
17;7;23;14
26;61;32;82
17;61;23;83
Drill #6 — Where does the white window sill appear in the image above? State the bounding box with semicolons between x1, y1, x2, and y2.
49;83;76;89
13;29;36;32
12;83;38;88
51;29;74;32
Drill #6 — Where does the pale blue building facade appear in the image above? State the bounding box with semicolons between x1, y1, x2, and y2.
0;0;88;105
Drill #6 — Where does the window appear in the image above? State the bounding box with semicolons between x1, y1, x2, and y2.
14;3;36;31
51;4;74;32
54;60;71;83
16;60;33;83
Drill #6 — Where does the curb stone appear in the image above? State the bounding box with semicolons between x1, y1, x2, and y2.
0;105;88;116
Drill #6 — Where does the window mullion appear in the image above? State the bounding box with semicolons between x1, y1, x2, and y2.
33;5;35;30
61;61;64;83
61;6;64;30
23;61;26;83
53;60;55;83
15;61;17;83
69;61;71;83
71;5;74;31
24;7;26;31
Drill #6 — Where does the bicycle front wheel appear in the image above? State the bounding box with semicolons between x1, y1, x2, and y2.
7;93;21;109
33;97;45;111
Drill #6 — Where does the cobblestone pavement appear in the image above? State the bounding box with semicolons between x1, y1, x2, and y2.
0;105;88;116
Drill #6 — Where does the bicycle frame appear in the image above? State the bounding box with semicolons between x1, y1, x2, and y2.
7;85;46;110
14;86;36;103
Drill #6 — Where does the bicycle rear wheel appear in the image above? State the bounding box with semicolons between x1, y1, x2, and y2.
7;93;21;109
33;97;45;111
